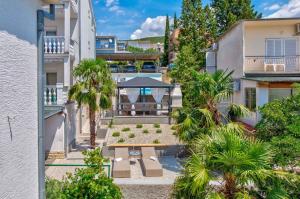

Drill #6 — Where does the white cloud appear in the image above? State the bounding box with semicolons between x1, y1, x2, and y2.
130;16;172;40
267;0;300;18
105;0;124;15
264;3;280;11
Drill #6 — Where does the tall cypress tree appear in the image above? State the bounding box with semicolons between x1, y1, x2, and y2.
211;0;261;35
162;15;170;67
179;0;206;68
204;5;217;48
173;12;178;29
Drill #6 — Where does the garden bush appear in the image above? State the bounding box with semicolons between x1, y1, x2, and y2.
153;123;160;128
136;124;143;128
112;132;120;137
156;129;162;133
128;133;135;138
153;139;160;144
143;129;149;134
122;127;130;132
117;138;125;143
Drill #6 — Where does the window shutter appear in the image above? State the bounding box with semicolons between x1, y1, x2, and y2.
274;39;283;56
284;39;297;56
266;39;275;57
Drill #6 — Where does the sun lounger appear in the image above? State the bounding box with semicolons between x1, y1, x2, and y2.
141;147;163;177
112;147;131;178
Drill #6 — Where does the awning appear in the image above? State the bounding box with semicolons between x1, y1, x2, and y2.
242;76;300;82
117;77;173;88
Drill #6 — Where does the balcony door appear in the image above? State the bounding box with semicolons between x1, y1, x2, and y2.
266;38;297;71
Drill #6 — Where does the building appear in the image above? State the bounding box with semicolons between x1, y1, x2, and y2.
96;35;162;61
168;28;180;64
206;18;300;126
0;0;61;198
44;0;96;158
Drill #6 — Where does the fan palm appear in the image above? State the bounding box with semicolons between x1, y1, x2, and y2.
68;59;114;148
173;70;249;142
172;124;296;199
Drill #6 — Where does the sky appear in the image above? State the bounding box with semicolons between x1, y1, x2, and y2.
92;0;300;40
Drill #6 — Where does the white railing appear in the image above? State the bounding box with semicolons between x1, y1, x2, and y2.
44;83;66;105
70;0;79;14
44;36;65;54
244;56;300;73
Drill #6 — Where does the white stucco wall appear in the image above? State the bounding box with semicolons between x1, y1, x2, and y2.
217;23;244;78
45;113;65;152
80;0;96;59
0;0;41;198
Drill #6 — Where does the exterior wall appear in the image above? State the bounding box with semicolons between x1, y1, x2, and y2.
45;113;65;154
45;62;64;83
80;0;96;59
0;0;41;198
244;23;299;56
217;23;244;78
45;17;65;36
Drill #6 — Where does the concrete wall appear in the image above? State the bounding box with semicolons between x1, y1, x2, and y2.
0;0;41;198
80;0;96;59
217;23;244;78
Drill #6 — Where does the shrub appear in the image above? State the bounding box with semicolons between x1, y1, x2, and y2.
112;132;120;137
136;124;143;128
122;127;130;132
171;125;177;130
46;148;122;199
117;138;125;143
143;129;149;134
156;129;162;134
172;131;177;136
128;133;135;138
153;139;160;144
153;123;160;128
108;119;114;128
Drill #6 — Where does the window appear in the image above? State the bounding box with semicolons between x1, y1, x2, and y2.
245;88;256;111
269;88;293;102
46;73;57;85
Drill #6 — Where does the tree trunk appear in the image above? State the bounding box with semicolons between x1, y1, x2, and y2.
223;173;237;199
89;108;96;148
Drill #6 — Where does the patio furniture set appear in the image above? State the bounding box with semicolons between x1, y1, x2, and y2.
112;147;163;178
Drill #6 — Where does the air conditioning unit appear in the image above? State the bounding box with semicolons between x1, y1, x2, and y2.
296;23;300;35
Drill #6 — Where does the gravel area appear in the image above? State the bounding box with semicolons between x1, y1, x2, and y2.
119;184;172;199
106;124;180;145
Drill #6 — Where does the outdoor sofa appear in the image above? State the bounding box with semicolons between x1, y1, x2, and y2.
112;147;131;178
140;147;163;177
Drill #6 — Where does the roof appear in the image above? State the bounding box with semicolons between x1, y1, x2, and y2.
117;77;173;88
97;52;161;61
217;17;300;42
242;76;300;82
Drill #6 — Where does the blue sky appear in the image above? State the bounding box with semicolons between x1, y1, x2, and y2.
93;0;299;40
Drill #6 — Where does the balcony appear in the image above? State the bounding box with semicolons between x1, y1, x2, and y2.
44;83;67;105
70;0;79;15
244;56;300;73
44;36;65;54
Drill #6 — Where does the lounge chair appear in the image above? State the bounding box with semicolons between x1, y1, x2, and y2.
141;147;163;177
112;147;131;178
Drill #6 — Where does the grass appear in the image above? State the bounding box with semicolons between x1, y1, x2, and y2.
156;129;162;134
122;127;130;132
143;129;149;134
153;124;160;128
136;124;143;128
128;133;135;138
153;139;160;144
117;138;125;143
112;132;120;137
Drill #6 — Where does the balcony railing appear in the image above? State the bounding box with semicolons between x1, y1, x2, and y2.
244;56;300;73
44;36;65;54
70;0;79;14
44;83;66;105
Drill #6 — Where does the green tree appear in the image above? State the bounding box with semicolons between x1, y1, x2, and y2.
211;0;262;35
162;15;170;66
179;0;206;67
256;86;300;166
172;125;297;199
204;5;218;47
69;59;114;148
173;12;178;29
46;148;122;199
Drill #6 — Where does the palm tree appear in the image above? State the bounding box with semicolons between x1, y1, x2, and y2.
172;124;295;199
173;70;249;142
68;59;114;148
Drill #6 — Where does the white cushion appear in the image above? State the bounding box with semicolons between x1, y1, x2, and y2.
149;156;157;161
115;157;123;162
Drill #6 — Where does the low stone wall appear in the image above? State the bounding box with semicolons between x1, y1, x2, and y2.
119;184;172;199
101;116;172;125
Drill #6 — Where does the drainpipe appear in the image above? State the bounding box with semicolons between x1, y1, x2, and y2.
37;4;55;199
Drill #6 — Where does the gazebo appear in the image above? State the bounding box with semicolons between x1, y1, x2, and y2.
116;77;173;117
